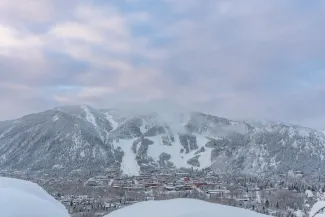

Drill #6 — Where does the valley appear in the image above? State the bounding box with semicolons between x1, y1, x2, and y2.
1;167;322;217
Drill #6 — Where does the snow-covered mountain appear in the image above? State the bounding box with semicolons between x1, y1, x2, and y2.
104;198;270;217
0;105;325;177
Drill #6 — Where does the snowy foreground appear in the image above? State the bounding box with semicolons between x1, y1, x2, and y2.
0;177;70;217
105;198;271;217
3;176;325;217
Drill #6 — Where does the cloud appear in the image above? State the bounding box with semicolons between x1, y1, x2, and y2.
0;24;44;59
0;0;55;23
0;0;325;129
155;0;325;127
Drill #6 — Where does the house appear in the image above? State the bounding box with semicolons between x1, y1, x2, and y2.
207;189;230;198
294;170;304;177
164;185;177;191
85;180;98;187
193;182;208;188
145;183;160;188
174;185;192;191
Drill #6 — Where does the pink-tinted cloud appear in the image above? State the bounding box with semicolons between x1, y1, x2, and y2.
0;0;325;129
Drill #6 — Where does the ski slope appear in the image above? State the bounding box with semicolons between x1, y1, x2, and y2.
113;139;140;176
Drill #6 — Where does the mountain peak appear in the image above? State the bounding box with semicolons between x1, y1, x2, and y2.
0;106;325;177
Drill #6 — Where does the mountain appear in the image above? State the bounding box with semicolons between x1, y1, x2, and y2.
0;105;325;177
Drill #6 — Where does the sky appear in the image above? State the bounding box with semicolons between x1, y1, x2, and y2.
0;0;325;129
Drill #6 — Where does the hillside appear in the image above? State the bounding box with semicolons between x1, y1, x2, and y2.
0;105;325;177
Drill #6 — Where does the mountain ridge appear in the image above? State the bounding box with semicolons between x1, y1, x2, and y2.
0;105;324;177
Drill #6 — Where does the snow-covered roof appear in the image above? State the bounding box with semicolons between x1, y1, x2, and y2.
294;210;304;217
306;190;314;198
104;198;270;217
0;177;70;217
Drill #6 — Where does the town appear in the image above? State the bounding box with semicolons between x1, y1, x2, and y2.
1;167;322;217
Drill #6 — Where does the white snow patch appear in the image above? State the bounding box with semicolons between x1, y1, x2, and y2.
82;105;105;142
147;135;212;169
139;119;147;134
292;140;298;148
294;210;304;217
52;164;64;169
147;135;191;168
82;105;97;126
306;190;314;198
195;135;213;168
256;191;262;204
0;177;69;217
104;198;270;217
113;139;140;176
270;156;279;169
105;114;119;130
52;115;59;122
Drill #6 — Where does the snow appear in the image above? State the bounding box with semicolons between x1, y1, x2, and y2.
82;105;105;141
80;150;85;158
292;141;298;148
306;190;314;198
270;156;279;169
109;179;114;186
139;119;147;134
104;198;270;217
105;114;119;130
52;115;59;122
113;139;140;176
0;177;69;217
294;210;304;217
52;164;64;169
147;135;185;167
256;191;262;204
195;135;213;168
82;105;96;125
147;135;212;169
310;201;325;217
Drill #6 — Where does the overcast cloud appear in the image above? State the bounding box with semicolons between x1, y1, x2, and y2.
0;0;325;128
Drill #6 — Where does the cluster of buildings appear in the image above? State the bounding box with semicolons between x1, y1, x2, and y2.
84;171;219;192
0;168;319;217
